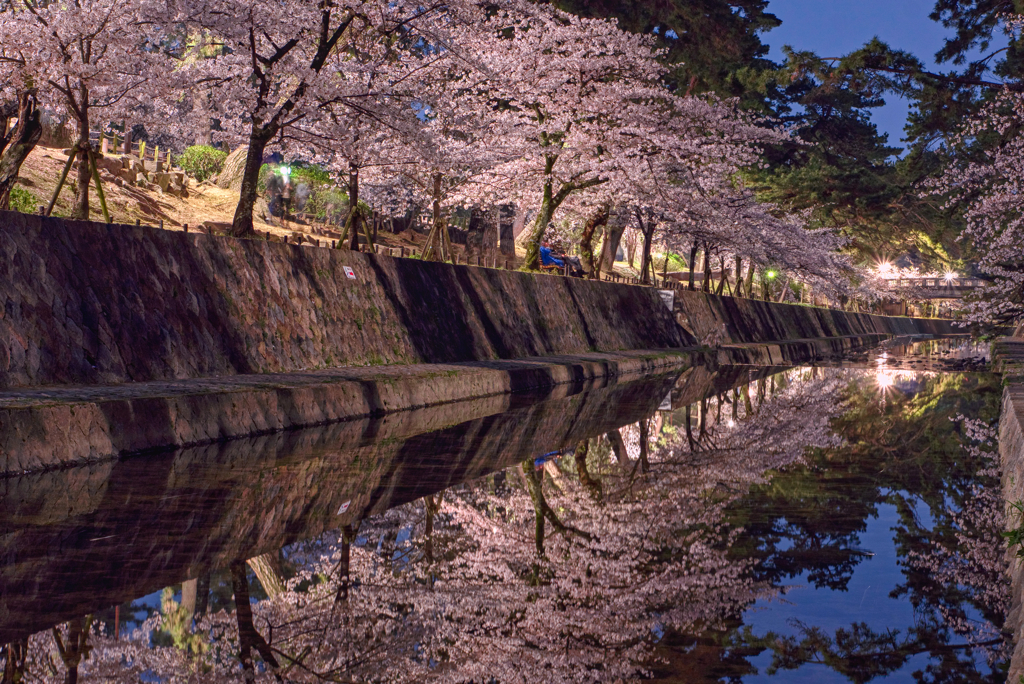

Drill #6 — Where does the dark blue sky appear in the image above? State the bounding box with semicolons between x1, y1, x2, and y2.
763;0;952;147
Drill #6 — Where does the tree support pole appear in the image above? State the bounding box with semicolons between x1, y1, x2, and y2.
46;151;77;217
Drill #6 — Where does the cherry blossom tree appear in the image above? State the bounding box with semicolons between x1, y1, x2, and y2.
0;0;170;219
930;84;1024;324
173;0;410;237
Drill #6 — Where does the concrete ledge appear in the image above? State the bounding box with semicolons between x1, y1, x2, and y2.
0;349;692;475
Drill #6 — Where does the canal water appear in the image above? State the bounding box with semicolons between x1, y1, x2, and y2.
0;337;1008;682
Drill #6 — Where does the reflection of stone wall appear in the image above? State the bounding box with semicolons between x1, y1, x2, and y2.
0;212;689;389
0;371;679;643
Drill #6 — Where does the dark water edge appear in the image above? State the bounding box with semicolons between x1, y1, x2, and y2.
0;338;1009;683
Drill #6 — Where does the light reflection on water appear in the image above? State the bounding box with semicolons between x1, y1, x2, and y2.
0;342;1009;683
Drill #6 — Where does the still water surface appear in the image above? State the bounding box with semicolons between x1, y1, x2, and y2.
0;338;1007;682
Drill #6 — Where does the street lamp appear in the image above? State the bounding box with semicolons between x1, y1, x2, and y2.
765;270;776;280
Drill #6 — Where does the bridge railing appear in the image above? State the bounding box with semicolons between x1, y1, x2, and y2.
887;278;982;289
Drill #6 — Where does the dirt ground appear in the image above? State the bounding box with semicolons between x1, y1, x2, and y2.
12;144;645;278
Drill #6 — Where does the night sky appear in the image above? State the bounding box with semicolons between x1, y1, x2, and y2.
764;0;956;148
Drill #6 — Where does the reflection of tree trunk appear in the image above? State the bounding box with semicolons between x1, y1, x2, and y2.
181;579;198;618
574;441;602;501
2;639;27;684
638;418;651;474
247;552;286;598
230;562;280;682
524;461;547;557
424;494;440;564
522;459;591;558
52;616;91;684
607;430;628;466
195;574;210;618
685;406;695;450
335;523;360;604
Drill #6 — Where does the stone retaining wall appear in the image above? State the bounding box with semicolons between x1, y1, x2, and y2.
0;212;690;389
671;289;960;344
999;380;1024;682
0;211;965;391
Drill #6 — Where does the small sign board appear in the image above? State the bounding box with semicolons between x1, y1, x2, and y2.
343;266;356;280
337;500;351;515
658;289;675;312
659;391;673;412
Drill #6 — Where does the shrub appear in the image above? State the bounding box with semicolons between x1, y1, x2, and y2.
8;185;37;214
176;145;228;182
305;188;350;223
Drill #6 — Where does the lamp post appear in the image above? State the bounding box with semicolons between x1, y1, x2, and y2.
763;269;776;301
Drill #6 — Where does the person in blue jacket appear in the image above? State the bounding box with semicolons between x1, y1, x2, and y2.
540;242;565;268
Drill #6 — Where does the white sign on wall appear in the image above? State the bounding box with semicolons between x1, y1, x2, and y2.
337;500;351;515
343;266;356;280
658;289;675;311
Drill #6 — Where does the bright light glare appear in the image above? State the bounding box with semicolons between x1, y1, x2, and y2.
875;370;896;391
279;165;292;179
944;271;956;281
877;262;893;274
765;270;776;279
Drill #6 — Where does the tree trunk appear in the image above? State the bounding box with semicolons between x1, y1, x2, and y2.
231;128;272;237
734;256;742;298
745;264;755;297
597;206;625;280
579;204;609;278
524;174;556;270
71;96;91;220
687;242;698;291
0;91;42;211
424;173;445;261
638;211;655;285
702;244;712;292
344;164;361;250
